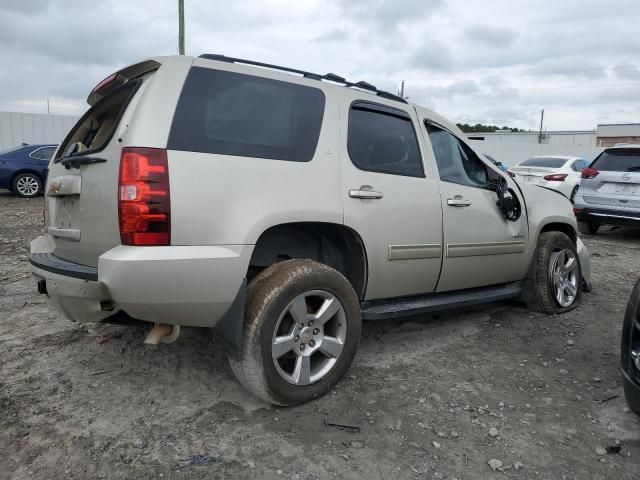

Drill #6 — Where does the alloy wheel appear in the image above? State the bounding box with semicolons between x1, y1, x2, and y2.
549;248;579;307
271;289;347;385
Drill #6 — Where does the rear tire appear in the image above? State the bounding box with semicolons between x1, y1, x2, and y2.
229;259;361;405
528;232;582;314
577;221;600;235
12;173;42;198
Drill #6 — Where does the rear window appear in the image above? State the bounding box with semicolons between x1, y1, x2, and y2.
56;81;141;159
168;67;326;162
519;157;566;168
592;149;640;172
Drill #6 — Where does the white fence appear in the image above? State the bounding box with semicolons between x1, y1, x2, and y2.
469;139;604;167
0;111;79;150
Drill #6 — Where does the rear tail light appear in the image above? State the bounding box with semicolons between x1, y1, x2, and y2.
573;208;583;215
581;167;599;179
543;173;568;181
118;147;170;246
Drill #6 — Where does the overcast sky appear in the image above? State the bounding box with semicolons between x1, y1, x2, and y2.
0;0;638;130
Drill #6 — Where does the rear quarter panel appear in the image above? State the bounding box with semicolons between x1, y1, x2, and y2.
168;60;343;246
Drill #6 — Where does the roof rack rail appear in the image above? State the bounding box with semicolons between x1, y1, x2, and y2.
198;54;407;104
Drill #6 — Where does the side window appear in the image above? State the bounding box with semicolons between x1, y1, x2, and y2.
37;147;55;160
347;103;424;177
29;148;44;159
573;159;588;171
168;67;326;162
426;124;489;187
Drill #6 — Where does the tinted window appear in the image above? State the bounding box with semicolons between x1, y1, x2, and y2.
32;147;55;160
519;157;566;168
347;104;423;177
591;149;640;172
168;67;325;162
427;125;488;187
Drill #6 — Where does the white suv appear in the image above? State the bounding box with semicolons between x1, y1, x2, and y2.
30;54;591;405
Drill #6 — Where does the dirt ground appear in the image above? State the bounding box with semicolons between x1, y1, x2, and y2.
1;191;640;480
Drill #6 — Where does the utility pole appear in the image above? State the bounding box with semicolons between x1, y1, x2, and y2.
538;109;544;144
178;0;185;55
400;80;405;99
46;98;50;115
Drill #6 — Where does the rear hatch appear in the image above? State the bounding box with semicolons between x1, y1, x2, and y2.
45;60;160;267
580;148;640;209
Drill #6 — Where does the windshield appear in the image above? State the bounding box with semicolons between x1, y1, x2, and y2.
592;149;640;172
519;157;566;168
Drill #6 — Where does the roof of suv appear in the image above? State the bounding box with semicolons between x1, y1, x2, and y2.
114;54;468;141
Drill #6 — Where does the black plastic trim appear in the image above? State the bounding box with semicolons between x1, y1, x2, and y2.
29;253;98;281
361;284;522;320
212;279;247;358
198;53;407;104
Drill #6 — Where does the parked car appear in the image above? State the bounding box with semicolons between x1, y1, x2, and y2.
621;277;640;414
573;144;640;234
509;156;589;202
29;54;591;405
0;143;57;197
483;153;509;172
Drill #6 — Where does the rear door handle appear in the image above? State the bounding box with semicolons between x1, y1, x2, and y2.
349;186;384;200
447;197;472;207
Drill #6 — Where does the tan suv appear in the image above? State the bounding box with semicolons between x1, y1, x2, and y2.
30;54;591;405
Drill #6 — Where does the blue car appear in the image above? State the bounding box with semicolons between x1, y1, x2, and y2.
0;143;57;198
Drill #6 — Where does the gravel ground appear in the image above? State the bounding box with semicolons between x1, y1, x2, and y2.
2;190;640;480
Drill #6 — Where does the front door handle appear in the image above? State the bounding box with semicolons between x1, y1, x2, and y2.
349;186;384;200
447;196;472;207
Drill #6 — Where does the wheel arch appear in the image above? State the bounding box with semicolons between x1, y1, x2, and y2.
248;222;369;300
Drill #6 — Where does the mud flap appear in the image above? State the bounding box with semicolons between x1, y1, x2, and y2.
212;279;246;359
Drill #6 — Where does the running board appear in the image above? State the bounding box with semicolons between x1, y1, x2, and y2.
360;284;522;320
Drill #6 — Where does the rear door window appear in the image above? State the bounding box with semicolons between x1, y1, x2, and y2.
347;102;424;177
168;67;326;162
591;149;640;172
31;147;56;160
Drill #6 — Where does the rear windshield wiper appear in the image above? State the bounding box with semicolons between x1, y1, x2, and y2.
58;155;107;170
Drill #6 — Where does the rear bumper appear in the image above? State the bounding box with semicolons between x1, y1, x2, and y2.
574;207;640;228
29;235;252;328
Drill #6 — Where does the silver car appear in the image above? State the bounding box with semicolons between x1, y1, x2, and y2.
29;54;591;405
573;144;640;234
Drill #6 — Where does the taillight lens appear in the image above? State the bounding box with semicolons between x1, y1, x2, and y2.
118;147;170;246
543;173;568;181
581;167;599;179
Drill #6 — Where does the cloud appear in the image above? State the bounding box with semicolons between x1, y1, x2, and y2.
0;0;637;130
464;25;518;47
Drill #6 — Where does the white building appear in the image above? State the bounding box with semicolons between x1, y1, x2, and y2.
0;111;79;150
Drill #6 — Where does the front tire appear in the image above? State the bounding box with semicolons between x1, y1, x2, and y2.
529;232;582;314
12;173;42;198
229;259;361;405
